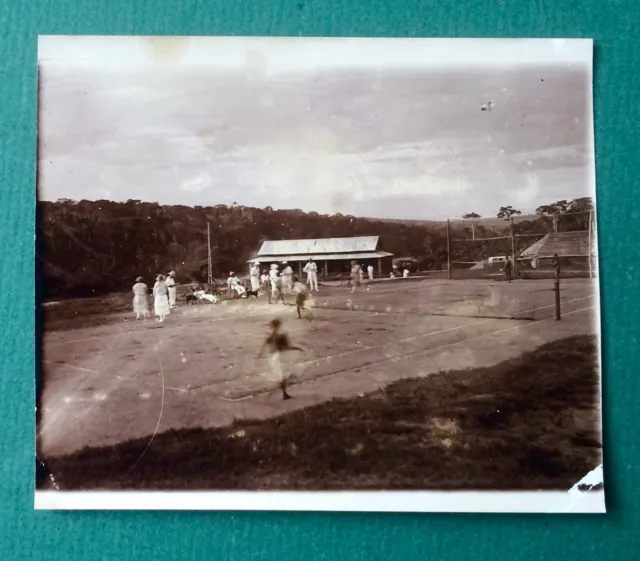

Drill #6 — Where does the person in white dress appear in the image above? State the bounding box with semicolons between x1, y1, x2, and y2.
153;274;171;322
303;258;319;292
166;271;177;308
281;261;293;294
403;268;410;278
367;264;374;281
132;276;150;319
250;262;261;292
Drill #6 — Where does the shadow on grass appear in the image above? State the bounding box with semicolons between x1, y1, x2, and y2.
40;335;601;491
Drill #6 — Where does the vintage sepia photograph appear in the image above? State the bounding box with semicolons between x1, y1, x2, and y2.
35;36;603;512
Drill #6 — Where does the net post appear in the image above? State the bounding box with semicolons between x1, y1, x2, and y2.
446;219;452;280
554;255;561;320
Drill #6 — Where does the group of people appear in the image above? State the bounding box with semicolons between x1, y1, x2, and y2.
131;271;177;322
249;258;320;297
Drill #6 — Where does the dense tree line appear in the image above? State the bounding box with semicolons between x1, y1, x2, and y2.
37;197;593;298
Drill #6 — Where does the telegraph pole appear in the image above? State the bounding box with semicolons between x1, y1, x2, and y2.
207;222;213;285
446;219;452;280
509;217;517;279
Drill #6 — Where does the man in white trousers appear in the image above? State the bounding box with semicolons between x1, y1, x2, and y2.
367;264;374;281
166;271;177;308
303;258;319;291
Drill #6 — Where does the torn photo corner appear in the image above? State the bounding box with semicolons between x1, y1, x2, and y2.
35;36;604;513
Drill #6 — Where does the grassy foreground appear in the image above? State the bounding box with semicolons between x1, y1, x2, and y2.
40;335;601;491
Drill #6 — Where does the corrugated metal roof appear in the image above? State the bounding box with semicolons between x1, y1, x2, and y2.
520;231;596;259
257;236;379;256
247;251;393;263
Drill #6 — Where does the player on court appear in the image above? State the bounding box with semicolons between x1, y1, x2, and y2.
303;258;319;292
257;318;308;400
250;262;261;292
269;264;280;299
350;261;362;294
281;261;294;294
292;275;315;320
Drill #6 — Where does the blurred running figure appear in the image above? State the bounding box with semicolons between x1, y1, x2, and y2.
303;258;319;292
257;318;308;400
281;261;294;294
166;271;177;308
350;261;362;294
292;276;315;320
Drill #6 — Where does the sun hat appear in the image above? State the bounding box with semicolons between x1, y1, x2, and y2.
157;274;165;281
135;276;144;282
169;271;176;276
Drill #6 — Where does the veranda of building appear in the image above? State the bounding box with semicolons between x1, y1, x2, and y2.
247;236;394;277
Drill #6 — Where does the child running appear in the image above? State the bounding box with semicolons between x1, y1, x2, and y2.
292;275;315;320
256;318;308;400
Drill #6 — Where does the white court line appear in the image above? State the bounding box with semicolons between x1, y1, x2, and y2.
279;305;597;393
43;333;126;347
207;304;596;399
42;360;98;373
187;296;597;394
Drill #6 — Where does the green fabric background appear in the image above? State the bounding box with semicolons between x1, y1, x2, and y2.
1;1;638;559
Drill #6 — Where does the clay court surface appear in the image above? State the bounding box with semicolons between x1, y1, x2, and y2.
39;278;598;458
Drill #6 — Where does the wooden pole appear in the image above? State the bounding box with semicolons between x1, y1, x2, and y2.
446;219;452;280
588;211;593;279
207;222;213;285
554;254;561;320
509;217;516;280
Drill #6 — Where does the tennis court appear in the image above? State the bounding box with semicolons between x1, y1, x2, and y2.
39;277;598;457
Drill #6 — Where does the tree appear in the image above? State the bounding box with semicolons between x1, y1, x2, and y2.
497;206;522;219
462;212;481;240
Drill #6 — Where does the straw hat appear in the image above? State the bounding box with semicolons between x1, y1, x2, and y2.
229;271;234;276
135;276;144;282
169;271;176;276
157;274;165;281
282;261;288;265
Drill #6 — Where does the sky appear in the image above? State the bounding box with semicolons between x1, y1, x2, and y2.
37;37;595;220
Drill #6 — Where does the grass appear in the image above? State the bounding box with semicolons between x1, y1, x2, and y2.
39;335;601;491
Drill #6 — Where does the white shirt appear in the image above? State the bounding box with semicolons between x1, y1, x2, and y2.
250;265;259;277
282;266;293;277
304;262;317;273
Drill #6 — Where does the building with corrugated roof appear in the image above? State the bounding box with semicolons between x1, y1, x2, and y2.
247;235;393;277
519;230;597;273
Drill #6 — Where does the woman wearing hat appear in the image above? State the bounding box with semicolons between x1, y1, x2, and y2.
132;276;150;320
166;271;177;308
153;274;171;322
